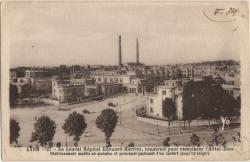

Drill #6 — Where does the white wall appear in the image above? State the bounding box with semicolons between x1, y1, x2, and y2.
147;85;183;120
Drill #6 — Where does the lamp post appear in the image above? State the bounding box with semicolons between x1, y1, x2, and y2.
123;134;125;147
157;120;160;135
135;105;137;117
65;134;68;147
119;105;122;125
124;92;125;103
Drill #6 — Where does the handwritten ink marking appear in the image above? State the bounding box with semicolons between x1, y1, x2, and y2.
225;8;240;16
203;10;236;23
214;9;225;15
233;26;239;32
214;8;240;16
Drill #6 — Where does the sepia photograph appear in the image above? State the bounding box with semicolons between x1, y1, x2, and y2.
1;0;250;161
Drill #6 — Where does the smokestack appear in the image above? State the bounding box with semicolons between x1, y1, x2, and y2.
136;38;139;64
118;35;122;66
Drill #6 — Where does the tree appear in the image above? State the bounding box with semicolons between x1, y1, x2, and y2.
10;119;20;145
162;98;176;135
235;95;241;116
198;88;214;128
19;83;32;98
210;131;227;147
211;86;238;131
96;108;118;147
10;84;18;106
214;76;225;85
183;79;239;130
30;116;56;147
232;132;240;143
192;80;215;128
127;142;135;147
163;137;170;147
183;81;201;128
190;133;200;146
62;111;87;146
236;95;241;106
56;142;61;148
183;96;198;129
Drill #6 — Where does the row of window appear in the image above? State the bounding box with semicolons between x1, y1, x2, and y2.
149;107;160;117
97;77;123;83
226;81;235;85
165;82;176;86
162;89;178;95
104;87;121;94
36;83;49;87
58;88;84;94
72;81;85;85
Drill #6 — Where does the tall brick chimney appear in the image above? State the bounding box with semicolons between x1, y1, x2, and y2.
118;35;122;66
136;38;139;64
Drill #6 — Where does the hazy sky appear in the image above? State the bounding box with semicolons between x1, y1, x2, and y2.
3;2;247;67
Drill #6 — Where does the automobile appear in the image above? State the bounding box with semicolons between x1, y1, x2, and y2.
82;109;91;114
84;131;89;137
108;102;116;107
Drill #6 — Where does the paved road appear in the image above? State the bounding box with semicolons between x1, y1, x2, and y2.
10;94;240;147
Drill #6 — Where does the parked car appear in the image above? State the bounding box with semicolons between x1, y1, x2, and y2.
108;102;116;107
84;131;89;137
82;109;91;114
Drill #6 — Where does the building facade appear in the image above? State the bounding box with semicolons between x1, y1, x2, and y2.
146;80;183;120
52;79;85;103
222;72;240;98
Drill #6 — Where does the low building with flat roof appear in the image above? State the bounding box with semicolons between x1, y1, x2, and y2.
52;81;84;103
100;83;123;95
